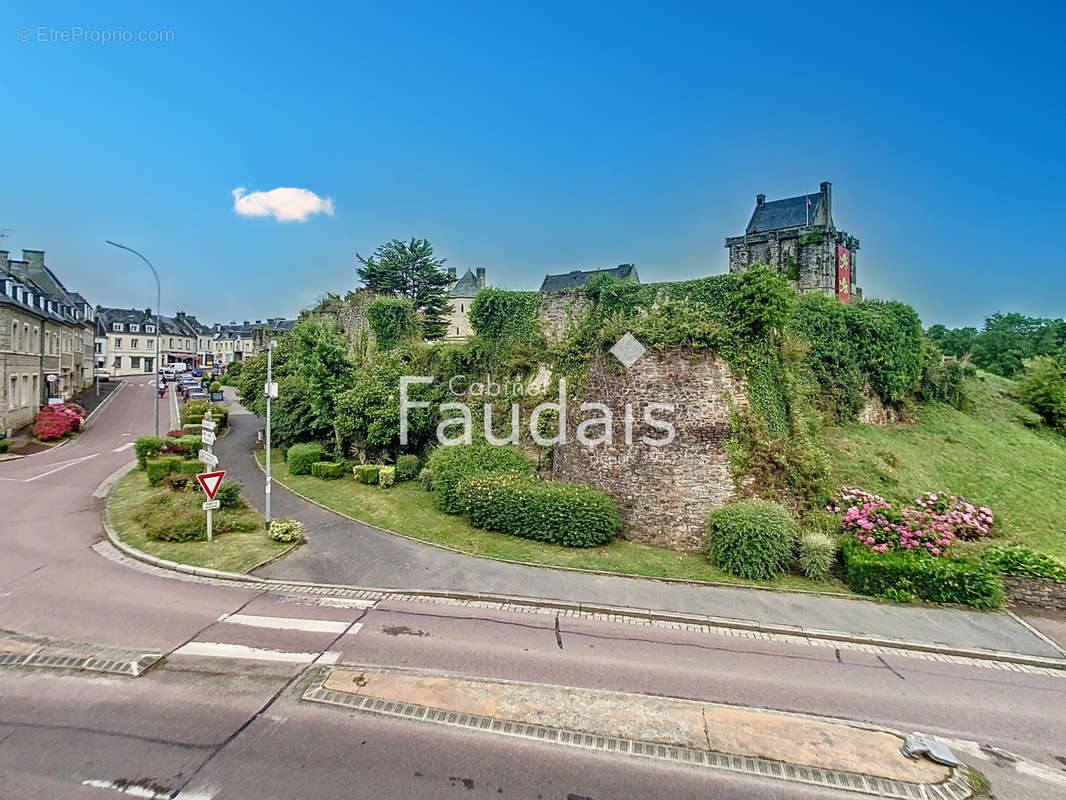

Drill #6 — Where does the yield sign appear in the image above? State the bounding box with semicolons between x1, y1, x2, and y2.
196;471;226;500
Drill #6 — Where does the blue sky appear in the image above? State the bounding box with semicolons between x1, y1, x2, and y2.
2;0;1064;327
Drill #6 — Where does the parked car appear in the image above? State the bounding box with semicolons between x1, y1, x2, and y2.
192;369;204;377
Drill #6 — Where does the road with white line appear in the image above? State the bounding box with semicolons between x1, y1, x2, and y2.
1;378;1065;799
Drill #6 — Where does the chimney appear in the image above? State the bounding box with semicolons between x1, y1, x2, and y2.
756;194;766;206
820;181;832;218
0;251;8;270
476;267;486;288
447;267;456;279
144;308;152;317
22;249;45;273
176;311;186;322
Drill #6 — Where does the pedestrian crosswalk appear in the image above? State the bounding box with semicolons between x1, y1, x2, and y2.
170;595;374;665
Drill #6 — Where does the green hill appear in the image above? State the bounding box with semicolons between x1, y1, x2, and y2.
824;372;1066;560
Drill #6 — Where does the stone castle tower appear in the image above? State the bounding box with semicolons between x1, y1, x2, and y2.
725;181;861;301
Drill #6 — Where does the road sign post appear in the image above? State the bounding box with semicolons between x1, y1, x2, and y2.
265;340;277;526
198;411;222;541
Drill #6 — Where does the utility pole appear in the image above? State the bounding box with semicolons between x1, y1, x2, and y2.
105;240;161;437
265;339;278;526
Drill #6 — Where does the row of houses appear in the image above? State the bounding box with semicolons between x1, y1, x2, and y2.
94;311;295;377
1;249;97;435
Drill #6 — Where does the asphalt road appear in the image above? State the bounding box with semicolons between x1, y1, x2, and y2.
2;379;1065;799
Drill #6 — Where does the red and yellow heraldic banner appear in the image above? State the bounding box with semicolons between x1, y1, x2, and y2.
836;245;852;303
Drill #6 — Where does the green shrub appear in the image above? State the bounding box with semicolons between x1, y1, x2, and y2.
841;539;1004;608
180;460;204;477
1018;356;1066;431
180;399;211;426
215;479;246;509
366;297;418;349
311;461;346;480
287;443;326;475
980;545;1066;582
379;466;396;487
174;434;203;456
268;517;304;543
210;380;222;392
395;454;420;482
798;531;838;581
707;500;798;580
134;436;166;468
354;464;381;484
425;443;531;513
457;473;620;547
145;457;183;486
0;440;8;453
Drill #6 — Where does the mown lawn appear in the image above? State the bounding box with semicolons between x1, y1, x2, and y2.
257;450;851;593
109;470;290;572
825;373;1066;560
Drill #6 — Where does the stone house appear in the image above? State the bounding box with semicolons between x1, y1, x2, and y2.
725;182;861;301
1;249;95;435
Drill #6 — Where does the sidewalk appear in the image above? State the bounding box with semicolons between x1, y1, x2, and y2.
215;390;1065;661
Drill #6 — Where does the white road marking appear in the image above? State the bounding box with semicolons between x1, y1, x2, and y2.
112;442;135;452
82;779;216;799
217;613;351;634
23;453;99;482
172;641;340;663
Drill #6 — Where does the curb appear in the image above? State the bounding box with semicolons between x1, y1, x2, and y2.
97;469;1066;673
251;450;866;602
0;380;124;462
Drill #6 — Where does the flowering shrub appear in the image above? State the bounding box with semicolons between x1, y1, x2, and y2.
31;403;87;441
914;492;994;539
268;518;304;543
829;487;994;556
166;428;191;438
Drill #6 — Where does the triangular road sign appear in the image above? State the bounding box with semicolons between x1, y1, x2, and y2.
196;470;226;500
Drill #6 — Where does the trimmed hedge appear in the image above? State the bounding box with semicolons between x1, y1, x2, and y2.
457;473;620;547
707;500;799;580
379;466;396;488
180;400;228;429
288;443;326;475
395;454;420;483
146;457;184;486
842;539;1004;608
425;443;531;514
311;461;346;480
354;464;381;484
134;436;166;469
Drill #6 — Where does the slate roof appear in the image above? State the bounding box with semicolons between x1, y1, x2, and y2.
747;194;821;234
1;265;86;326
449;269;483;297
538;264;639;293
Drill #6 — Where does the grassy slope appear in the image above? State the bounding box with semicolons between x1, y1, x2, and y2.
109;470;290;572
824;373;1066;560
258;450;849;593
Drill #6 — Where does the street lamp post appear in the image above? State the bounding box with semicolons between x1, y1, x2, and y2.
265;339;277;526
105;240;161;437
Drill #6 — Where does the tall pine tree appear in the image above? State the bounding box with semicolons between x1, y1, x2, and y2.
356;238;452;340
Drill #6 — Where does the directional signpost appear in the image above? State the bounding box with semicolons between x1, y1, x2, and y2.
197;411;222;540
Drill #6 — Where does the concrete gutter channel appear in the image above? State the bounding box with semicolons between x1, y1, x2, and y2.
302;666;976;800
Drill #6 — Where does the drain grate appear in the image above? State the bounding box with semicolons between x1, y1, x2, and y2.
301;670;973;799
0;632;162;677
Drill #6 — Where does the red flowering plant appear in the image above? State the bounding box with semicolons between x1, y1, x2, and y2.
31;403;88;441
827;487;986;557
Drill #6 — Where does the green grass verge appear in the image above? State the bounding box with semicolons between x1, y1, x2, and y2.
258;450;850;593
108;469;290;573
825;373;1066;561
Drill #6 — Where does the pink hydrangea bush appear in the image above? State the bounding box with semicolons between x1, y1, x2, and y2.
31;403;88;441
828;487;994;556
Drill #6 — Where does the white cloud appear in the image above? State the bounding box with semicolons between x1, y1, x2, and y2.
231;186;335;223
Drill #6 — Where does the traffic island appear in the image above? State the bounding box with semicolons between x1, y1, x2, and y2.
304;667;973;799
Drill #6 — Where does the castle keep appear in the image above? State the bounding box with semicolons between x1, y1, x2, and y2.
726;181;860;301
